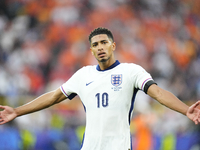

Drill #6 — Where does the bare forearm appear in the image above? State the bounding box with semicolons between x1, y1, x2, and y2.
14;88;66;117
148;85;189;115
157;90;188;115
15;92;55;117
0;88;66;125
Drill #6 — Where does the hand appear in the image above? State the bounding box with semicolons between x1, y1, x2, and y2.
186;101;200;125
0;105;17;125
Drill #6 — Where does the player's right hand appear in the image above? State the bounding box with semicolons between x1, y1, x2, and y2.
0;105;17;125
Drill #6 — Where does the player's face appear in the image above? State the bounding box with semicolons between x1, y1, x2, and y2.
90;34;116;63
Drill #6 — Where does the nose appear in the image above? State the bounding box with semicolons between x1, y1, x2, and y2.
97;43;103;51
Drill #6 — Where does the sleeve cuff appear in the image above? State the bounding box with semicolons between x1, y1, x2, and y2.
144;80;157;94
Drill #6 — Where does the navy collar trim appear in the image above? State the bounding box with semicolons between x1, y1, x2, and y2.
96;60;120;71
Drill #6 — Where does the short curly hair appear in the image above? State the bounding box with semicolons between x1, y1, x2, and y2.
89;27;114;44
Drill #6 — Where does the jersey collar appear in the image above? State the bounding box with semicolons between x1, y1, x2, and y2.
96;60;120;71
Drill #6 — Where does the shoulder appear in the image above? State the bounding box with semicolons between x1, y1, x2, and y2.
69;65;96;80
120;63;144;71
81;65;96;70
76;65;96;73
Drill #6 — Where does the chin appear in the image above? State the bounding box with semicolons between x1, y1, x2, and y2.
99;59;108;62
98;56;110;63
98;58;109;62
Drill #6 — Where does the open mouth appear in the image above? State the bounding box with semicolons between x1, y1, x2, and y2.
98;52;106;57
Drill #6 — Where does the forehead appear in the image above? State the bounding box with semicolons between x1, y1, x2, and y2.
91;34;110;43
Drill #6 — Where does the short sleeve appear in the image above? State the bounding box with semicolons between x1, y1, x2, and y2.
130;64;156;92
60;68;83;100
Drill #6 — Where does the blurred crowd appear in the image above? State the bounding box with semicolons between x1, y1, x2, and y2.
0;0;200;149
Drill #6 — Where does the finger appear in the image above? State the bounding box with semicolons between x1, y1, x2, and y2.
196;101;200;109
195;121;198;125
0;112;6;125
0;105;5;110
0;121;6;125
195;100;200;106
193;111;200;124
198;112;200;122
0;117;5;125
193;115;199;125
193;116;198;124
193;102;200;108
189;102;200;113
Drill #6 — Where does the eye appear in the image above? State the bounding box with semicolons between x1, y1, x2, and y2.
92;43;97;47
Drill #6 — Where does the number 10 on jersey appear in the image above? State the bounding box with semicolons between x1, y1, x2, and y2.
95;92;109;108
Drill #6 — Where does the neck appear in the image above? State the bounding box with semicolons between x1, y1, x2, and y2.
98;57;116;70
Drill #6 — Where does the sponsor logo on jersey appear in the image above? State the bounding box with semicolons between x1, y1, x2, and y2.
111;74;122;91
86;81;94;86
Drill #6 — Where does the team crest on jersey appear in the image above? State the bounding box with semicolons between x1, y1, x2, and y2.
111;74;122;91
111;74;122;86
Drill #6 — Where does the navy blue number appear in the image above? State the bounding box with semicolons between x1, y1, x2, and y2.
95;92;108;108
102;93;108;107
96;93;100;108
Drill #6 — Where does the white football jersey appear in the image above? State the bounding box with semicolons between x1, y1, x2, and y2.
60;60;154;150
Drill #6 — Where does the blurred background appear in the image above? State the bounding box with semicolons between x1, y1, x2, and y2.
0;0;200;149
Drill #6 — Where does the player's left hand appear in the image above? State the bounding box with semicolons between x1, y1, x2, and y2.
186;101;200;125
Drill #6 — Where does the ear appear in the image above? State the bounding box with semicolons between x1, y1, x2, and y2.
112;42;116;52
90;47;94;55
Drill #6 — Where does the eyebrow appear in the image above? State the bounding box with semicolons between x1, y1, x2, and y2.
91;40;108;46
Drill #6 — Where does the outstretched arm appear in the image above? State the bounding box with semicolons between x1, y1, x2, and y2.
147;84;200;125
0;88;67;125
